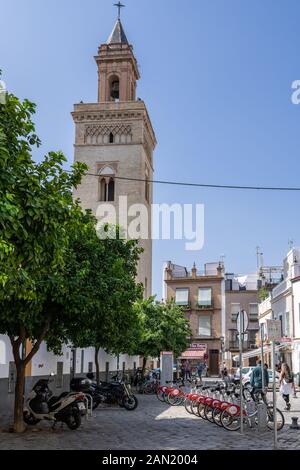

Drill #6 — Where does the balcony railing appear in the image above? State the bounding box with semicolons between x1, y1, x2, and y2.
196;303;214;310
175;301;191;309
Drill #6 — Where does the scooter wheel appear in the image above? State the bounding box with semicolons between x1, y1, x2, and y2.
122;395;138;411
65;409;81;430
23;411;40;426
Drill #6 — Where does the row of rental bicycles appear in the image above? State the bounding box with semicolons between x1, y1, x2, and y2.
156;379;285;432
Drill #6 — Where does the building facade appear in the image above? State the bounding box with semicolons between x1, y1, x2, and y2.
224;273;260;368
164;261;225;376
258;248;300;375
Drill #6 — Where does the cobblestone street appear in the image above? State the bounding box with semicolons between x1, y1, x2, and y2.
0;394;300;450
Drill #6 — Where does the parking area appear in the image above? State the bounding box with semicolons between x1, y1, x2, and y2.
0;394;300;450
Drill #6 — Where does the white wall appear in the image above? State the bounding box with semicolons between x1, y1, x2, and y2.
0;334;139;379
0;335;14;378
293;280;300;339
31;342;71;377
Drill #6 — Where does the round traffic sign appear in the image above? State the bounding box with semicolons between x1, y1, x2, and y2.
236;310;249;335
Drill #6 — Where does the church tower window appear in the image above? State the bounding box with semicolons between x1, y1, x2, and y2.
99;178;115;202
110;76;120;101
99;166;115;202
107;179;115;201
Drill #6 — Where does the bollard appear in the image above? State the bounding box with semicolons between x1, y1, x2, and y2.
290;417;300;430
257;403;268;432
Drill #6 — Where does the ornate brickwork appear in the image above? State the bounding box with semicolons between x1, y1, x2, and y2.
84;123;132;144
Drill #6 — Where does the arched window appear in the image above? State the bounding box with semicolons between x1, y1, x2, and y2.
110;76;120;101
98;167;115;202
107;179;115;201
109;132;114;144
100;178;107;202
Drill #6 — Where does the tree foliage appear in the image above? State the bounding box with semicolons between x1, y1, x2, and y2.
133;298;191;365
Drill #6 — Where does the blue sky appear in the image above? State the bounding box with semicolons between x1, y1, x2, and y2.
1;0;300;297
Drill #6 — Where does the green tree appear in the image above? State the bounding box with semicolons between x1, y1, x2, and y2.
134;298;191;373
0;92;88;432
258;287;269;302
69;224;143;384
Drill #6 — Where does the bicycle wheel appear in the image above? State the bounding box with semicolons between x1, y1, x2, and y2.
167;393;181;406
266;406;285;431
220;410;241;431
204;405;215;423
212;408;223;427
184;398;193;414
156;390;165;402
145;383;154;395
197;402;206;419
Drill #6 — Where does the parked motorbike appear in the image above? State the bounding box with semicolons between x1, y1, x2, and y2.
70;373;138;411
23;373;87;430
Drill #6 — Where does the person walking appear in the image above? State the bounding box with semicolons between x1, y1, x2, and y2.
185;361;191;381
197;363;204;382
279;363;294;411
250;360;269;399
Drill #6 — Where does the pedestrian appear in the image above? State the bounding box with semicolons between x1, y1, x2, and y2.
220;361;226;378
180;361;185;381
184;361;191;381
197;363;204;382
279;363;294;411
250;359;269;399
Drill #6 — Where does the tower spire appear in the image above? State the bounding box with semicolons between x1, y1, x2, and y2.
114;2;125;20
107;3;128;45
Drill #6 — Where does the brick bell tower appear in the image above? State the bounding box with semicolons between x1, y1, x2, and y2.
72;9;156;297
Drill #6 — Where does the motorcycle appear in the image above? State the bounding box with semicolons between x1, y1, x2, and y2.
70;373;138;411
23;373;87;430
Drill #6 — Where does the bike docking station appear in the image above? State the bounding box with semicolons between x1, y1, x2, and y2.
160;351;174;386
237;311;268;435
236;310;248;435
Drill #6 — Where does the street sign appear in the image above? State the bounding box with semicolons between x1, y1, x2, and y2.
266;320;281;342
236;310;249;335
281;337;292;343
191;343;207;351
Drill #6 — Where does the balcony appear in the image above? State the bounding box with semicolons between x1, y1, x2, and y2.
175;301;191;310
196;303;214;310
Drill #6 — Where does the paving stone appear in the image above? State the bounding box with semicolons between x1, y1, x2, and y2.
0;395;299;450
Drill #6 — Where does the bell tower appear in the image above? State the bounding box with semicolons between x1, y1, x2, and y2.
72;9;156;297
96;19;139;103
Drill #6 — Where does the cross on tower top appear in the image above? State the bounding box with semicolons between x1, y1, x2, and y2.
114;2;125;20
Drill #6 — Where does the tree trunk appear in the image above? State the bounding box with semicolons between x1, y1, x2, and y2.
142;356;147;378
13;363;26;433
10;323;49;433
95;346;100;385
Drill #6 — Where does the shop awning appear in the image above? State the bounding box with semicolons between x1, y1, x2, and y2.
232;342;292;362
